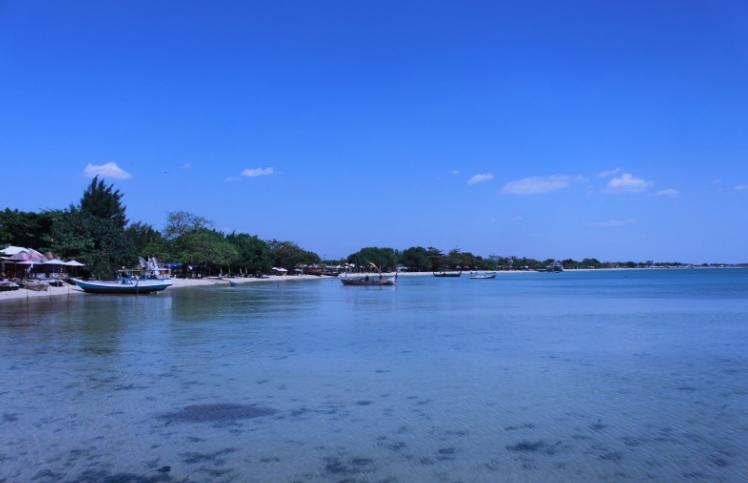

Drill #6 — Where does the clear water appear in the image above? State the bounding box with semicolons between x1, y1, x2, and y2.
1;270;747;482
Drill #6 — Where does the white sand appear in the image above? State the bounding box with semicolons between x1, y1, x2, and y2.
0;274;328;304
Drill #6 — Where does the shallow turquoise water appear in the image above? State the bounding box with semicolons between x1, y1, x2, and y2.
1;270;747;482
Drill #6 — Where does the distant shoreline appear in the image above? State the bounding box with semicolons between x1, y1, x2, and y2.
1;267;742;305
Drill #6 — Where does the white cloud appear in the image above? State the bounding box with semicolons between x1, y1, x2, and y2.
224;176;240;182
735;184;748;191
83;162;131;180
501;175;570;195
655;188;679;197
467;173;494;185
451;169;460;176
241;167;274;177
598;168;622;178
182;162;192;169
606;173;653;192
590;219;636;228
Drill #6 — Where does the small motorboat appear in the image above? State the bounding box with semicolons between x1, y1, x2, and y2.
73;278;172;294
433;271;461;278
340;273;397;286
469;272;496;279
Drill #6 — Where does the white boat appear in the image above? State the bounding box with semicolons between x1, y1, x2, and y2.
469;272;496;279
73;278;172;294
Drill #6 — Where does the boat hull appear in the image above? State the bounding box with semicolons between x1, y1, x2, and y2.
469;273;496;279
340;273;397;286
73;279;172;294
433;272;462;278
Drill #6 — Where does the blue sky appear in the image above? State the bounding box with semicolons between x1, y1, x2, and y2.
1;1;747;262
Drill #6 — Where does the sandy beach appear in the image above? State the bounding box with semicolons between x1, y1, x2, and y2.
0;274;327;304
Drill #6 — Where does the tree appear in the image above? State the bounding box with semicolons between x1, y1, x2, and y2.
51;208;136;278
226;232;272;275
346;247;399;272
80;177;127;229
173;229;237;274
268;240;320;270
400;246;430;271
0;209;57;250
164;211;213;240
126;222;170;260
426;247;445;271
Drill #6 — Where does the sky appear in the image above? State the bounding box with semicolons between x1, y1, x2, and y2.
1;0;747;262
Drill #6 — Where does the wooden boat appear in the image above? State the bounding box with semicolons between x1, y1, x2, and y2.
433;271;461;278
0;280;20;292
73;278;172;294
340;273;397;286
469;272;496;279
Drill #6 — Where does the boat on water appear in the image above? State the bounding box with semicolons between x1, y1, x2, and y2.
73;278;172;294
536;260;564;273
433;271;462;278
469;272;496;279
340;273;397;286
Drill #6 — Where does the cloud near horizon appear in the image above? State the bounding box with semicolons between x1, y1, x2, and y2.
501;175;570;195
241;167;274;177
655;188;679;197
467;173;494;185
606;173;653;193
735;184;747;191
83;162;131;180
598;168;623;178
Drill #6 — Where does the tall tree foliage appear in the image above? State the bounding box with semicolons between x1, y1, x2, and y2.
269;240;320;270
226;233;272;275
80;177;127;229
0;209;58;251
346;246;400;271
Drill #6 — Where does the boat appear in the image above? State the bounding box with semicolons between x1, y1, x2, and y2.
433;271;461;278
340;273;397;286
536;260;564;273
469;272;496;279
0;280;20;292
73;278;172;294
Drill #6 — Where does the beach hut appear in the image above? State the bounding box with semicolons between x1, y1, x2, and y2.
271;267;288;275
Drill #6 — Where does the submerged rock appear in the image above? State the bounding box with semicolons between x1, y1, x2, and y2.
159;403;277;423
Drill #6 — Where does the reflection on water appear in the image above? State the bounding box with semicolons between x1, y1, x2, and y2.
1;270;747;482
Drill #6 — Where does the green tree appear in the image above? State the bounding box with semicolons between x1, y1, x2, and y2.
400;246;430;271
346;247;399;271
164;211;213;240
51;208;136;278
226;232;272;275
173;229;237;274
126;222;170;260
269;240;320;270
426;247;445;271
0;209;58;250
80;177;127;229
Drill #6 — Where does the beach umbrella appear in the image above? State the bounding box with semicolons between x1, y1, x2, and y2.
64;260;86;267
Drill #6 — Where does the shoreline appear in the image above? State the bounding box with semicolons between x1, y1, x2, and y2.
0;274;326;304
1;267;741;304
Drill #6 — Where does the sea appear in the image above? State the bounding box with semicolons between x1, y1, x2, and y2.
1;269;746;482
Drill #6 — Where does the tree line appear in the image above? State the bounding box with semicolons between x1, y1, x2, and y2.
1;178;688;277
0;178;319;278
